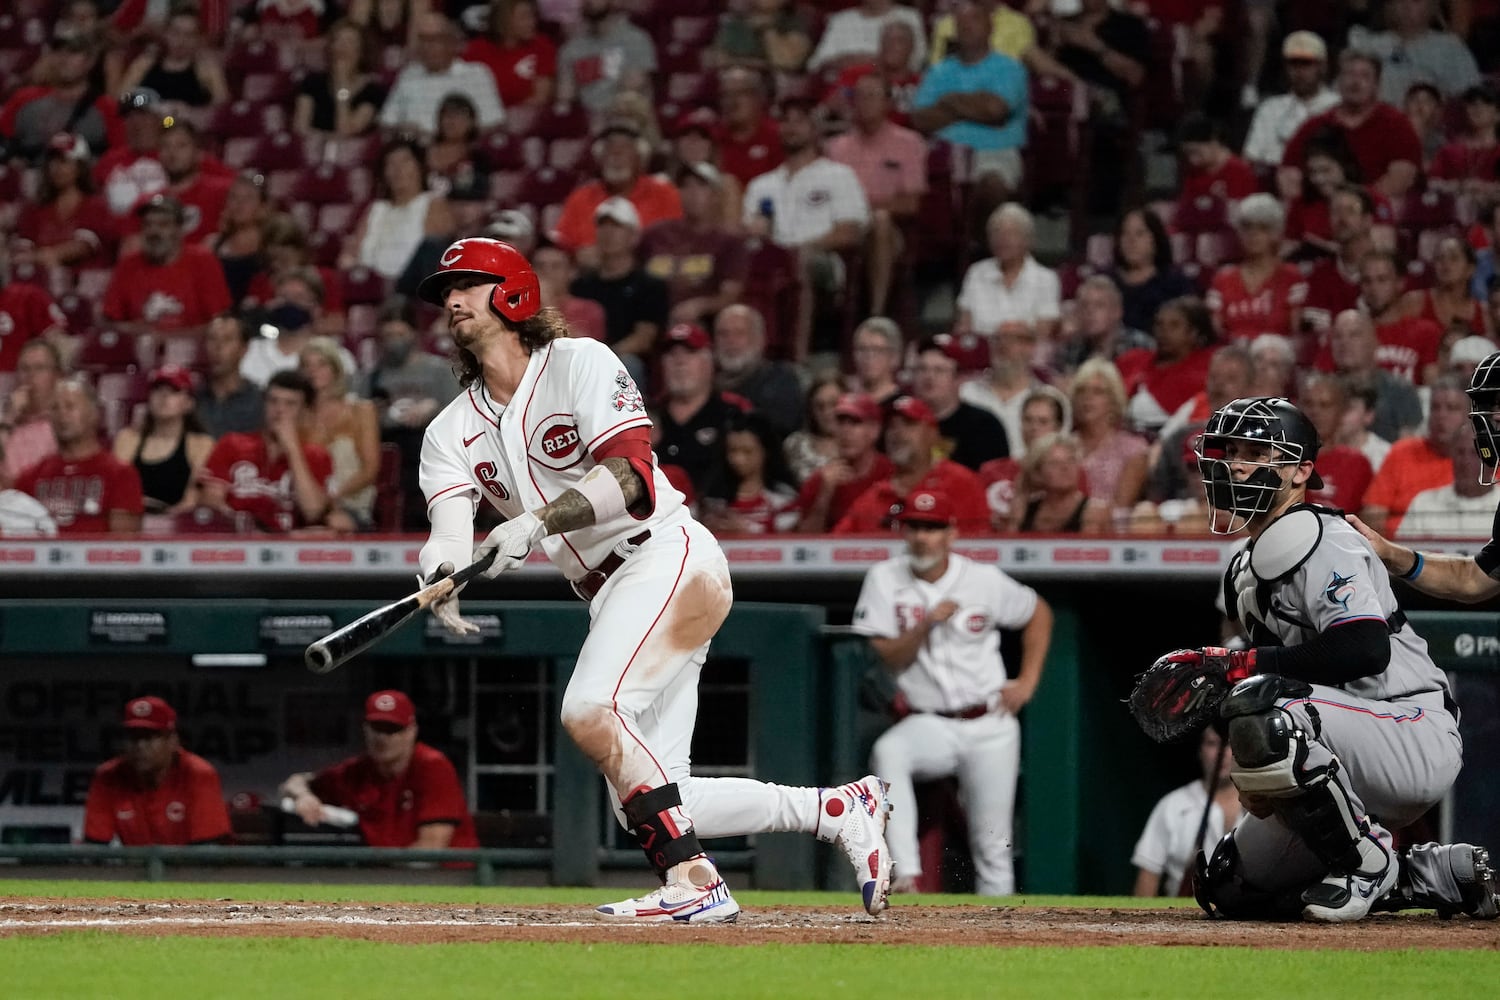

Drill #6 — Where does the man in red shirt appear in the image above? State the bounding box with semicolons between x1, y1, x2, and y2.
1300;372;1374;513
83;696;232;846
1360;249;1441;384
1280;50;1423;201
835;395;990;533
797;392;894;532
280;690;479;849
715;66;784;188
1175;113;1259;208
101;194;232;338
824;20;923;126
1300;184;1377;335
551;121;682;262
15;378;143;534
0;254;69;372
119;121;231;246
94;88;169;218
199;369;333;533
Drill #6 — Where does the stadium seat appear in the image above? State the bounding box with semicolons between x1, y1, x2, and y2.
1194;231;1239;268
240;72;295;105
667;71;716;105
1085;234;1115;270
292;163;355;205
518;101;591;141
166;506;254;534
250;133;314;172
76;330;147;374
743;241;801;361
1173;195;1231;235
481;132;528;171
341;267;389;306
1397;190;1459;232
159;337;205;370
373;442;405;533
346;304;378;339
658;41;705;77
209;100;282;139
1405;258;1434;289
322;134;382;169
225;38;286;76
547;137;591;172
1140;19;1184;131
73;268;112;302
307;229;342;268
515;168;579;213
57;293;94;336
96;370;150;436
488;170;526;204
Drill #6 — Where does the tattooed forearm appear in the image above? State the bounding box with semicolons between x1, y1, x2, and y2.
536;458;647;534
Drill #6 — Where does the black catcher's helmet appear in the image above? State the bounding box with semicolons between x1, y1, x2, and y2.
1195;397;1323;533
1466;351;1500;485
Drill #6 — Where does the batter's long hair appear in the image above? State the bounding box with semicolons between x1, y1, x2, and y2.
451;306;571;389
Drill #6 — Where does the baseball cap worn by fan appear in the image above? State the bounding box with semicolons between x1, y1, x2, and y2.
835;392;882;423
47;132;90;162
594;196;640;230
1281;31;1327;62
136;193;186;223
485;209;534;244
898;489;955;527
1451;336;1496;367
123;696;177;731
888;395;937;426
673;107;719;137
365;690;416;728
662;322;711;352
150;364;193;393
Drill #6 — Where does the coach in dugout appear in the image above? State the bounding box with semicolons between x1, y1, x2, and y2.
83;696;231;846
278;690;478;849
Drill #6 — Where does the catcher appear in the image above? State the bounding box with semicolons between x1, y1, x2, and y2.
1129;396;1498;922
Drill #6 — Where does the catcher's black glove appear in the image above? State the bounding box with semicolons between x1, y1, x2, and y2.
1128;647;1256;743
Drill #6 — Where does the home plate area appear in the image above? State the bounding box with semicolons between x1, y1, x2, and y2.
0;899;1492;948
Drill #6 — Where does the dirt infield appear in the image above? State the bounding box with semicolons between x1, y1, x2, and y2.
1;898;1497;949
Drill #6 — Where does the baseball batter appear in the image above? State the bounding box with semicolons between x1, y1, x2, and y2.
414;238;893;923
1180;397;1494;921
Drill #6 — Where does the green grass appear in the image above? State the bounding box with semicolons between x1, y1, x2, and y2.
3;936;1494;1000
0;879;1195;909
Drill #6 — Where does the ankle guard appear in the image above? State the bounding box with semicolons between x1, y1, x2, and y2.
622;783;704;880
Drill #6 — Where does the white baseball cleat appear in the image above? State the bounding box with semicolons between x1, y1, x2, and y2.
595;858;741;924
819;775;894;916
1302;837;1399;923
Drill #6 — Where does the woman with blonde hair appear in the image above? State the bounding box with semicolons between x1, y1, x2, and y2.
1069;357;1149;523
1014;432;1109;534
299;336;380;531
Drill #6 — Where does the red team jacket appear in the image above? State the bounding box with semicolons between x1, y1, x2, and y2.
310;743;479;848
83;749;232;845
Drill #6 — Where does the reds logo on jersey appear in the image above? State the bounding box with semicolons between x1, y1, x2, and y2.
611;370;644;413
529;414;584;471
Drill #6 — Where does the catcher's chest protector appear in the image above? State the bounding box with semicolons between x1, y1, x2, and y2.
1225;506;1325;644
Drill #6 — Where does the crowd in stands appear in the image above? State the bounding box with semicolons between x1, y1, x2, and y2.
2;0;1500;541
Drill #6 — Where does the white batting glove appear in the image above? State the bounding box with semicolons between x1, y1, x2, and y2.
420;563;479;636
474;511;546;578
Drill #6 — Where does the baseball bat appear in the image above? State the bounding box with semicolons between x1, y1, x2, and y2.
303;550;497;674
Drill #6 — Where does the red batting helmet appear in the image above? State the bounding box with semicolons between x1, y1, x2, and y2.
417;237;541;323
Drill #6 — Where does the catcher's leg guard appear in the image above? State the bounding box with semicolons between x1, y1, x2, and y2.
622;782;706;881
1194;832;1308;920
1220;675;1395;920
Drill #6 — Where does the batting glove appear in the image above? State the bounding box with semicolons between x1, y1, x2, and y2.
421;562;479;636
1163;646;1257;685
474;511;546;579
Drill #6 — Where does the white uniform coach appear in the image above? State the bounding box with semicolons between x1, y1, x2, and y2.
414;237;893;924
851;488;1052;896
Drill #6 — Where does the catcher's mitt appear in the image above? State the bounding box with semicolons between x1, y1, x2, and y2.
1127;647;1254;743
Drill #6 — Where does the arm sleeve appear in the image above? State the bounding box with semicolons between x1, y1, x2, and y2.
851;566;899;638
413;751;470;826
188;764;232;843
1474;503;1500;578
421;493;478;581
990;568;1039;630
1255;618;1391;685
82;770;115;844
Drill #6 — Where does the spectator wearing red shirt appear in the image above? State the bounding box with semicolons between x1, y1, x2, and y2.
639;163;750;327
1207;194;1307;343
824;20;924;126
797;392;894;532
1116;296;1218;436
464;0;557;108
715;66;785;188
83;696;231;846
101;194;232;338
94;88;169;218
977;386;1068;530
552;122;682;262
2;341;63;482
1361;377;1469;535
1283;129;1394;256
1320;249;1442;385
0;33;123;163
0;254;69;373
1280;50;1423;202
1398;235;1489;339
826;74;927;316
1175;113;1259;211
1429;83;1500;202
280;690;479;849
1300;373;1374;513
15;378;144;534
834;395;989;533
199;370;334;533
1300;184;1378;334
16;132;117;271
117;121;230;246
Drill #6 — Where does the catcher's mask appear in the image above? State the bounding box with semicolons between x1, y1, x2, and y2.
1196;397;1322;535
1467;351;1500;485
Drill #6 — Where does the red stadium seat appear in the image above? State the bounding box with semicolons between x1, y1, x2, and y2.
488;170;526;204
667;71;716;106
159;337;205;370
225;38;285;76
341;267;388;306
307;229;341;267
743;241;800;361
1173;195;1230;235
167;506;254;534
209;100;282;139
1194;231;1240;269
1405;258;1434;289
515;167;579;213
346;304;378;339
547;137;591;172
250;132;314;172
96;370;150;435
481;132;529;171
1397;190;1460;232
516;101;591;140
666;15;716;47
292;163;354;205
373;442;405;532
76;330;146;374
57;293;94;336
658;41;704;77
74;268;112;302
315;203;359;236
1085;233;1115;270
240;72;295;105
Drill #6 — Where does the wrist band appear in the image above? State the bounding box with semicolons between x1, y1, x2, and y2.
1401;551;1424;582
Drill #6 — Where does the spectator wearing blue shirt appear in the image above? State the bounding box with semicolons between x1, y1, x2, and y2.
1472;199;1500;302
911;1;1027;228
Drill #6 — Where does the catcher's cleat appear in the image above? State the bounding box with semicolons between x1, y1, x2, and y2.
817;775;894;916
1380;843;1500;919
595;858;740;924
1302;836;1399;923
1443;845;1500;919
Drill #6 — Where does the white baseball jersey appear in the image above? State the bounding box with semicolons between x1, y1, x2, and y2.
1130;780;1231;894
851;553;1038;713
418;336;691;581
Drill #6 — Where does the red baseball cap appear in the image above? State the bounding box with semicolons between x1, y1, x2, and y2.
922;334;989;373
673;106;719;137
888;395;937;427
149;363;194;393
897;489;955;526
662;322;712;352
834;392;882;423
123;696;177;731
364;689;416;727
